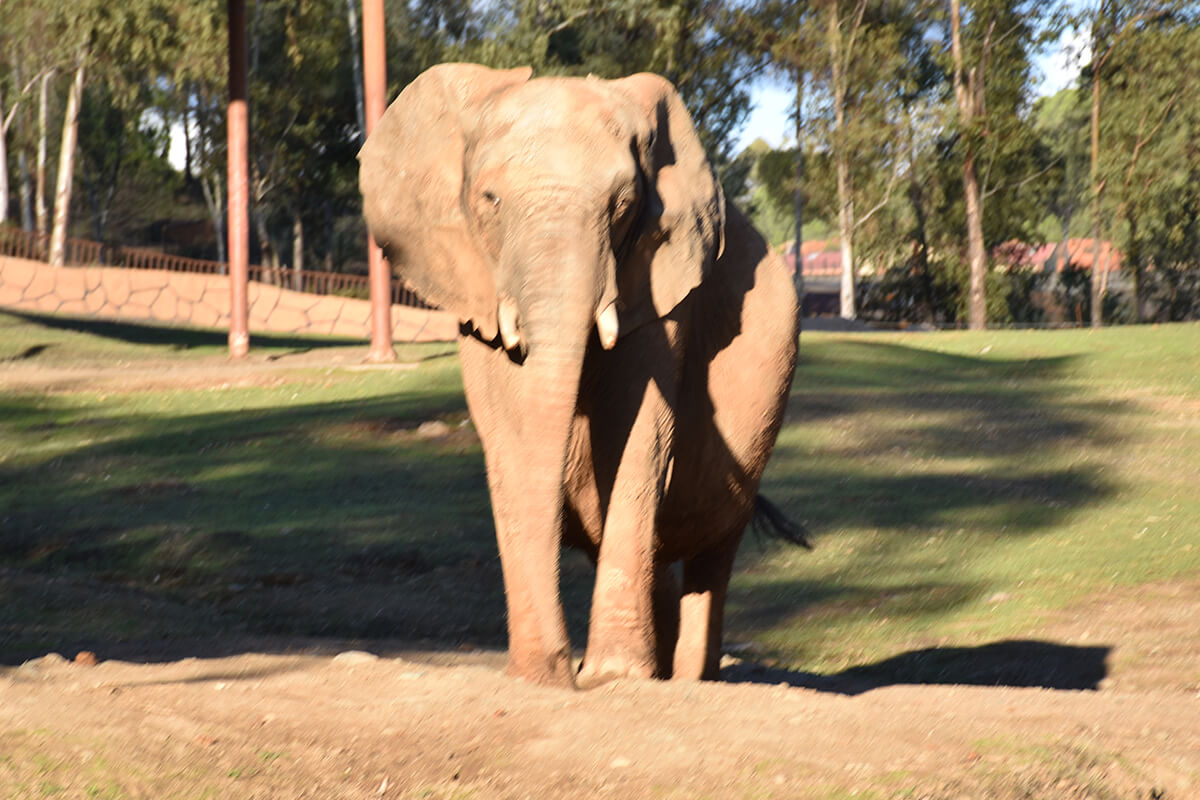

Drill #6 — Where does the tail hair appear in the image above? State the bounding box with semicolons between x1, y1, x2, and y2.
751;495;813;550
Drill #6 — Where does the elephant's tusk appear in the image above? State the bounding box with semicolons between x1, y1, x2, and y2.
596;302;619;350
498;294;523;352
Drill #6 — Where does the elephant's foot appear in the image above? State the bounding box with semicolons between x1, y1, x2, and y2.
575;648;658;689
573;657;657;690
505;646;577;689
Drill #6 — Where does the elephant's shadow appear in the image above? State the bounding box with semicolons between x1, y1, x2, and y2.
721;639;1111;695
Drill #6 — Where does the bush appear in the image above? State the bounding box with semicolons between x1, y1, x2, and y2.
856;256;963;326
1139;265;1200;322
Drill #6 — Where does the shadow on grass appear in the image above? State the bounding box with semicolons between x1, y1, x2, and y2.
723;639;1110;694
4;309;359;351
0;327;1127;690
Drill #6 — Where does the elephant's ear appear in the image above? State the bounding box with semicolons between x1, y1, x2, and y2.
609;73;725;333
358;63;532;340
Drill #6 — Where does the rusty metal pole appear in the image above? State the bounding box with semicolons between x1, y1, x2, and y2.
362;0;396;362
226;0;250;358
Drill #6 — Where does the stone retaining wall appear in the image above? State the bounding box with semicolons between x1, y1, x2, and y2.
0;255;458;342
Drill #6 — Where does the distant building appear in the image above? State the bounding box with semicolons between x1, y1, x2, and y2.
994;238;1123;274
780;240;842;278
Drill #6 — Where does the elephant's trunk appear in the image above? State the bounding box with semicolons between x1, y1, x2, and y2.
483;236;604;685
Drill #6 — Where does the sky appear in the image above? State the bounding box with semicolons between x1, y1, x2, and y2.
735;26;1090;152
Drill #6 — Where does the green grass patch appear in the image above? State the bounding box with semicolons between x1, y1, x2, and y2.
741;323;1200;675
2;310;1199;683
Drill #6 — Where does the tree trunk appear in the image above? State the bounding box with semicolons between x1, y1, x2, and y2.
323;198;334;271
828;0;856;320
792;69;805;306
950;0;987;330
0;87;9;227
292;208;304;291
346;0;367;144
201;171;227;267
18;149;33;231
836;156;855;319
36;70;50;238
1126;209;1141;323
49;53;87;268
1089;38;1104;328
254;206;277;271
963;151;988;328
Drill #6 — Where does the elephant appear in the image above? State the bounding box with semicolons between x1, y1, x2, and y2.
359;62;802;689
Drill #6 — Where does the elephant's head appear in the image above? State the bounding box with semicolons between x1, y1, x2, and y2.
358;62;725;357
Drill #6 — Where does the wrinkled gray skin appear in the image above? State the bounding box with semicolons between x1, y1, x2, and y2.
359;63;799;689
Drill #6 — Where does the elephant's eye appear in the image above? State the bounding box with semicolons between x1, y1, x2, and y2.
481;190;500;208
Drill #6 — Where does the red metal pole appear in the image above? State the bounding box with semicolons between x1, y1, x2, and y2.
362;0;395;362
227;0;250;358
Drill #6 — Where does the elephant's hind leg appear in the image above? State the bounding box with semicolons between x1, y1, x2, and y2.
671;536;741;681
653;563;682;677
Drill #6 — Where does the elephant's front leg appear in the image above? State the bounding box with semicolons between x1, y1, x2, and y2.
458;334;577;688
576;356;680;687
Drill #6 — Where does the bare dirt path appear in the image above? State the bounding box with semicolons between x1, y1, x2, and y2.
4;581;1199;799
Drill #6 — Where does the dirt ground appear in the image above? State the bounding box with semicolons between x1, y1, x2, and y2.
2;579;1197;799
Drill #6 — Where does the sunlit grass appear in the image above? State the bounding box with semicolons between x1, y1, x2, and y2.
741;323;1200;673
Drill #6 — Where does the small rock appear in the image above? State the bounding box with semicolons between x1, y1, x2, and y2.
610;757;632;769
416;420;451;439
17;653;67;676
333;650;379;665
74;651;99;667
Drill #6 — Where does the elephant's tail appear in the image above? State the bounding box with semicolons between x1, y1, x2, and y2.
751;495;813;550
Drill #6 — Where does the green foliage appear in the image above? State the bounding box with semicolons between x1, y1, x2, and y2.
457;1;767;170
1031;88;1092;242
75;85;183;242
3;0;1199;317
1096;10;1200;307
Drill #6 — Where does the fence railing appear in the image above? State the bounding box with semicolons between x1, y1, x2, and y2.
0;225;434;309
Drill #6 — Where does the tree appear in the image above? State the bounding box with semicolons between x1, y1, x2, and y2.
462;1;770;173
743;0;823;300
34;0;184;265
1032;88;1090;261
0;0;58;232
1081;0;1192;325
820;0;931;319
1089;4;1200;321
947;0;1042;329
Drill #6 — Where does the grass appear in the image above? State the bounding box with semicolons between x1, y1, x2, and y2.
741;324;1200;675
2;309;1199;681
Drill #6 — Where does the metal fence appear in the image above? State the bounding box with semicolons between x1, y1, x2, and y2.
0;226;433;309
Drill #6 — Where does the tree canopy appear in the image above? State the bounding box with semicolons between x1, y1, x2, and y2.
1;0;1197;324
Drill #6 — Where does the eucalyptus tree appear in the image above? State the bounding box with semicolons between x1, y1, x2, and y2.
0;1;67;236
0;1;55;229
1080;0;1196;324
946;0;1044;329
1087;5;1200;321
1;0;186;264
816;0;941;319
461;1;770;172
753;0;824;300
